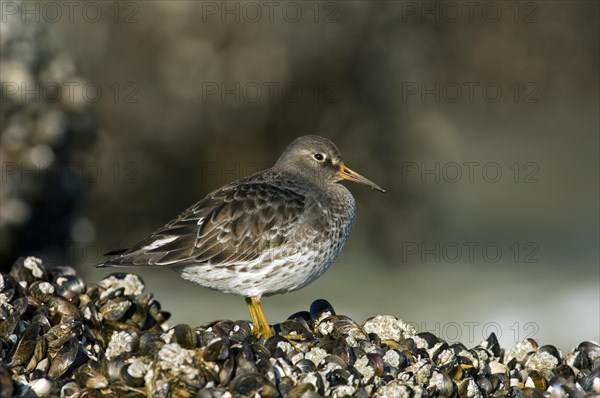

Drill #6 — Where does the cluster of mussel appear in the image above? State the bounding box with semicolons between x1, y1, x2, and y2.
1;257;599;397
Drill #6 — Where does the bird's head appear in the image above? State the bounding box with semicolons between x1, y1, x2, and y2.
275;135;386;193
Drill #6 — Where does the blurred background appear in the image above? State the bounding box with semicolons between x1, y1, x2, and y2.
1;1;598;351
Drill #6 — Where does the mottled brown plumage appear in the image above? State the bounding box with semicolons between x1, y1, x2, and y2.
98;135;385;337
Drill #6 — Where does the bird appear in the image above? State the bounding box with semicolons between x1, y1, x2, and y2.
97;135;386;338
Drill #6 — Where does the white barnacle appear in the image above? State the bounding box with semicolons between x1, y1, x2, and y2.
24;256;44;278
105;331;137;360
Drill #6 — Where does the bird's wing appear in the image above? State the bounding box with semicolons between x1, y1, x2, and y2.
98;181;306;268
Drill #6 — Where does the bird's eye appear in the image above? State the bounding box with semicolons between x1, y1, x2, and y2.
313;153;325;161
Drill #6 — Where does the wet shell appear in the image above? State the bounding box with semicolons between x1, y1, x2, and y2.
170;324;197;349
10;257;48;285
310;299;336;324
48;337;79;378
45;318;82;348
9;323;39;367
229;320;253;344
46;296;81;323
230;372;279;398
203;337;230;362
99;297;132;322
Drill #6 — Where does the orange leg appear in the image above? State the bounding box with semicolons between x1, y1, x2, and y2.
245;296;273;338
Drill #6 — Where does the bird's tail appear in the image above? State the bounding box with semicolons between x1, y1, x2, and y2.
95;248;128;268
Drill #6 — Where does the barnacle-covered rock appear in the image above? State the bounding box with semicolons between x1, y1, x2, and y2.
2;257;599;397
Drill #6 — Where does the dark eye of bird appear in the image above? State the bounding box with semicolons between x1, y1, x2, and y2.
313;153;325;161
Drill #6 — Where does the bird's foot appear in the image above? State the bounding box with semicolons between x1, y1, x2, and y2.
252;323;273;339
281;333;306;342
245;296;273;339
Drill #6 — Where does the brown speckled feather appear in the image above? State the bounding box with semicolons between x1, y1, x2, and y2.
102;173;306;268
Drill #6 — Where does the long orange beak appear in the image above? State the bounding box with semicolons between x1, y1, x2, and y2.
338;164;386;193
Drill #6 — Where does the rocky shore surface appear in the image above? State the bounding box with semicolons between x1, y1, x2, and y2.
1;257;598;397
